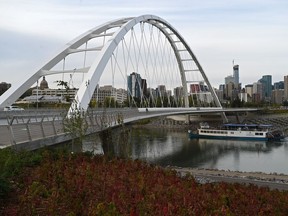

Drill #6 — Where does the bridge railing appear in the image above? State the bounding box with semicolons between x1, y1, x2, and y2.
0;108;142;149
1;107;227;149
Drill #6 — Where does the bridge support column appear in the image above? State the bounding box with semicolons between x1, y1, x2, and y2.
185;114;190;124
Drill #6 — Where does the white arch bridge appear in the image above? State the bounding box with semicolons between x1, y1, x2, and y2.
0;14;222;115
0;14;256;150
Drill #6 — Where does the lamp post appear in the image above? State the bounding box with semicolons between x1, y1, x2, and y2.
36;79;39;109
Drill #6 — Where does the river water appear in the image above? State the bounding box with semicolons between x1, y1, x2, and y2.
81;127;288;175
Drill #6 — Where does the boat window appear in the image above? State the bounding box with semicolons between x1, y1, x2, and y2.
231;132;234;134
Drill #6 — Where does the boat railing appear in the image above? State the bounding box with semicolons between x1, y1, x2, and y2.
199;122;210;129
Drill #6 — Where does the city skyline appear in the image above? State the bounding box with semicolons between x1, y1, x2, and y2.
0;0;288;89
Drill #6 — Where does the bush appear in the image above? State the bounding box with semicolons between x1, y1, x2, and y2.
1;151;288;215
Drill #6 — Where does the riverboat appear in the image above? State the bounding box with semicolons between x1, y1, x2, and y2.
188;122;284;141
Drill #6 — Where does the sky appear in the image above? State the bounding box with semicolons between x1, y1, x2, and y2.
0;0;288;89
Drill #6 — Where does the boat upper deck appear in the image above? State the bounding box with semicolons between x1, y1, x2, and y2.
221;123;272;131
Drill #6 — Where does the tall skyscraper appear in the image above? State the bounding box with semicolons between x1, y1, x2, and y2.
259;75;272;100
127;72;143;99
233;65;239;85
284;75;288;100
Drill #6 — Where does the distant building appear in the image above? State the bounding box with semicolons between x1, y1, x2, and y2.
141;79;148;98
22;95;65;103
259;75;272;101
173;86;184;106
94;85;127;105
190;82;208;93
156;85;167;97
219;84;225;91
284;75;288;100
239;91;248;102
215;89;224;102
31;88;77;102
23;78;76;103
225;82;235;99
127;72;146;99
0;82;11;96
233;65;239;85
252;93;261;103
272;89;284;104
147;87;156;99
245;84;253;97
40;77;49;90
224;64;240;86
225;75;234;85
174;86;184;98
253;82;263;101
274;81;284;90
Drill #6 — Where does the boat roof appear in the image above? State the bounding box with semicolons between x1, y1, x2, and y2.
223;123;272;128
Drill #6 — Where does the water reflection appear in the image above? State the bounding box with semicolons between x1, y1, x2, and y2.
82;127;288;175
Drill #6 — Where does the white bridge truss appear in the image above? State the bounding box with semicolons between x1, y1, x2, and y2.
0;15;222;116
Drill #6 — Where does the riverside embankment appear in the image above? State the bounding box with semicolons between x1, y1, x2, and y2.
136;112;288;190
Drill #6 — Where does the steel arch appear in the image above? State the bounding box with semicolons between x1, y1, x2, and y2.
0;15;222;115
69;14;222;114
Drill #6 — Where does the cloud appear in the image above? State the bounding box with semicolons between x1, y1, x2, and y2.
0;0;287;89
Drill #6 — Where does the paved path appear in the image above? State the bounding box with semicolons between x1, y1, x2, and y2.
172;167;288;191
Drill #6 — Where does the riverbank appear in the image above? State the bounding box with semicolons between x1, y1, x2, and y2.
2;151;288;215
137;112;288;136
171;167;288;191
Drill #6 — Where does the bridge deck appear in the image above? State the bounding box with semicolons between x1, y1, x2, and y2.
0;108;257;150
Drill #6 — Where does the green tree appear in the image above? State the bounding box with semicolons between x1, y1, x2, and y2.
63;107;88;146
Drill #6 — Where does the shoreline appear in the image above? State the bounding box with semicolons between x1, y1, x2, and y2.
138;113;288;190
170;167;288;191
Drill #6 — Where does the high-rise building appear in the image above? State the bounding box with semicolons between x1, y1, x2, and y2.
127;72;143;99
219;84;225;91
224;64;239;85
259;75;272;101
173;86;184;106
233;65;239;85
156;85;167;97
245;84;253;97
141;79;147;98
190;82;208;93
174;86;184;98
253;81;263;101
284;75;288;100
215;89;224;102
225;82;235;99
147;88;156;99
272;89;284;104
225;75;234;85
274;81;284;90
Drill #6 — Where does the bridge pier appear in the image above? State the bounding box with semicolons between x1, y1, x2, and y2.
185;114;190;124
